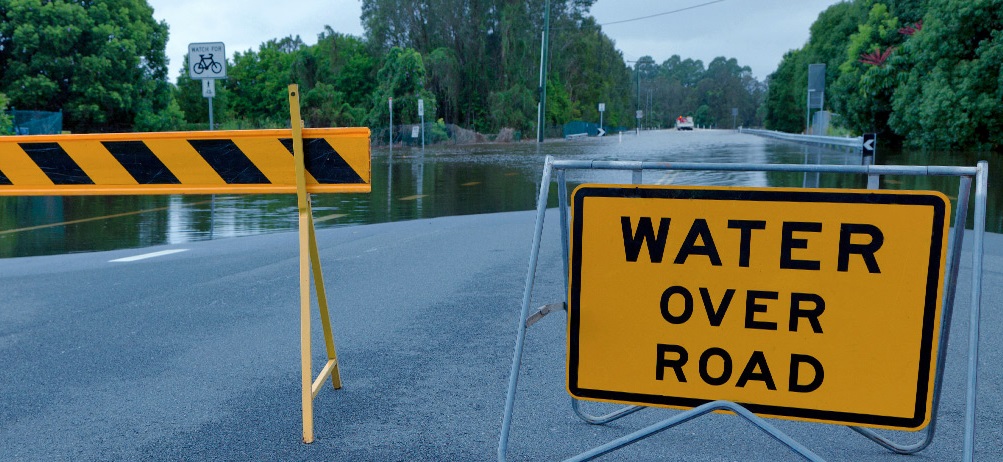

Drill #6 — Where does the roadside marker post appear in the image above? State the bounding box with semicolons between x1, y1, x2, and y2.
499;156;988;461
0;84;371;444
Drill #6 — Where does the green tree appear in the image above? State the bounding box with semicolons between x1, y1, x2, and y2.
889;0;1003;149
764;1;867;133
488;84;536;132
0;0;170;132
226;36;304;127
830;3;902;136
0;93;12;134
367;47;436;127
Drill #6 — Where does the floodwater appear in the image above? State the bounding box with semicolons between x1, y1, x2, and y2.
0;129;998;258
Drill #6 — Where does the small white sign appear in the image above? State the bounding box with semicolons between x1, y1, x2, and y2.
411;126;420;138
202;79;215;98
188;42;226;79
418;99;424;116
599;103;606;112
636;110;643;119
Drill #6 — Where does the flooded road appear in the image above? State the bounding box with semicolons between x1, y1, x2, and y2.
0;129;998;257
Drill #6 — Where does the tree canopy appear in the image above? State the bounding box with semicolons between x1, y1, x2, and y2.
0;0;170;132
766;0;1003;150
0;0;767;138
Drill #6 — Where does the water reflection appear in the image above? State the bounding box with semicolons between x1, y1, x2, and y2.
0;129;998;258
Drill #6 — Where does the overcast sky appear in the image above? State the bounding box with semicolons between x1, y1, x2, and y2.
148;0;845;81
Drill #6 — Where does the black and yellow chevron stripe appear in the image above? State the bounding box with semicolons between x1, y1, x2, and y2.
0;128;370;195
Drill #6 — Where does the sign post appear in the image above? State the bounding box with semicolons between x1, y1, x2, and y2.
806;63;826;134
418;98;425;152
189;42;227;130
863;133;878;189
598;103;606;137
388;97;393;157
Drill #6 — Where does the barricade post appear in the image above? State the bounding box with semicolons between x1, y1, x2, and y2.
0;84;371;443
499;156;987;461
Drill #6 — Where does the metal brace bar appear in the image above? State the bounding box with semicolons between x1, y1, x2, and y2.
571;398;645;425
563;401;824;462
526;302;565;328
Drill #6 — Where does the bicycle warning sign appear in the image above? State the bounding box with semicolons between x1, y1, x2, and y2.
188;42;226;79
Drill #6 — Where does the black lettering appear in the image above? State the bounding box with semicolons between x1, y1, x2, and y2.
621;216;670;263
700;287;735;327
789;293;825;333
780;222;822;270
698;347;732;385
838;223;883;273
735;351;777;390
656;344;688;382
789;354;824;393
673;219;722;266
745;290;778;331
728;220;766;267
660;286;693;324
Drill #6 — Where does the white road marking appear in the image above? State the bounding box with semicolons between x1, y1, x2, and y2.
110;249;189;263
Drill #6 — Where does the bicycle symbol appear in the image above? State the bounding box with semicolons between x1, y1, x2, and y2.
193;54;223;75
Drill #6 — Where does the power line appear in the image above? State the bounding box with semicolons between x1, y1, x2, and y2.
599;0;726;27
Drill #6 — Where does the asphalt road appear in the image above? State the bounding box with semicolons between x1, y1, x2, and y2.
1;210;1000;461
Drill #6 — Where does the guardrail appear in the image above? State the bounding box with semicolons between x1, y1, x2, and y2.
740;128;863;151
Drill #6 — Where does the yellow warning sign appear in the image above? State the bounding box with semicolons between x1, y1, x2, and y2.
0;128;370;195
567;185;950;430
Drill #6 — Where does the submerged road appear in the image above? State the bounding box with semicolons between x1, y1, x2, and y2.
0;210;1000;461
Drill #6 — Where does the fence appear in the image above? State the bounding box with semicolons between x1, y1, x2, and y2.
8;110;63;135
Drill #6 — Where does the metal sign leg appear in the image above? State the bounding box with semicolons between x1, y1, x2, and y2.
499;156;555;461
849;174;972;453
963;161;989;461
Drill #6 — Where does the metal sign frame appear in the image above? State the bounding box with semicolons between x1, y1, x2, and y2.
498;156;988;461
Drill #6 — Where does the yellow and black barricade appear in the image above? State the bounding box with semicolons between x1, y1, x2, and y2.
0;125;369;195
0;85;366;443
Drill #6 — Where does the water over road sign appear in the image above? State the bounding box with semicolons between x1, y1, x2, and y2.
567;184;949;429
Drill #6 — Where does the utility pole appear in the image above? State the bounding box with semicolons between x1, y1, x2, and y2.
536;0;551;143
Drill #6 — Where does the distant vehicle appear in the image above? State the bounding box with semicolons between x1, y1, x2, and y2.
676;116;694;131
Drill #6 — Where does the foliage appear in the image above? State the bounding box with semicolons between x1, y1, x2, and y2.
0;93;11;134
764;1;867;133
0;0;169;132
487;84;536;132
367;46;436;127
226;36;304;127
134;90;186;131
0;0;768;140
889;0;1003;149
830;2;903;136
766;0;1003;149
